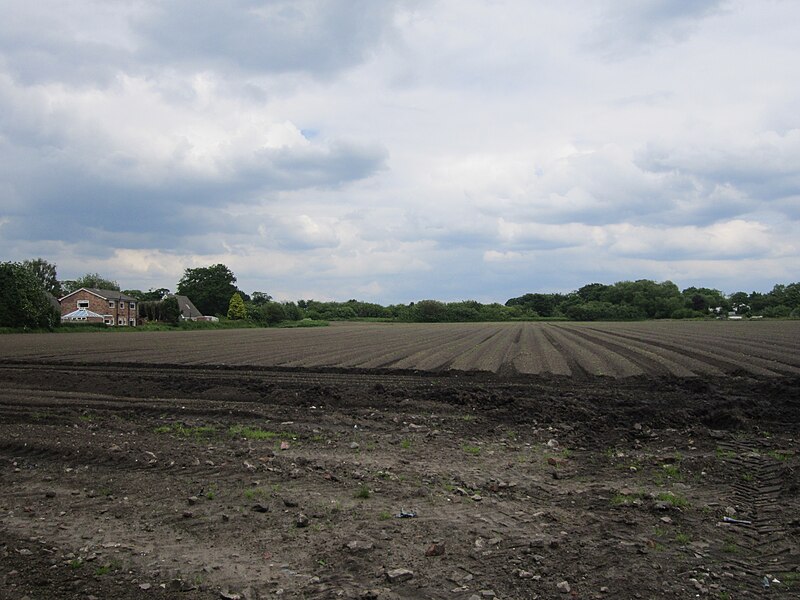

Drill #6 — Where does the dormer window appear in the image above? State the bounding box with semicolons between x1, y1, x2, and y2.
77;300;89;309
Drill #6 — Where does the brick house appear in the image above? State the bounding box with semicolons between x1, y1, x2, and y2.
59;288;138;326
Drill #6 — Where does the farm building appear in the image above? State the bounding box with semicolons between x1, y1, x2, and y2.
59;288;138;326
171;295;219;322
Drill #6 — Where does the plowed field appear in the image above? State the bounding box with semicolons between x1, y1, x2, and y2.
0;321;798;378
1;323;799;599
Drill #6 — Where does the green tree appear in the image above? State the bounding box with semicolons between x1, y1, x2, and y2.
0;262;61;329
251;291;272;306
23;258;62;297
227;292;247;320
63;273;120;294
177;264;238;316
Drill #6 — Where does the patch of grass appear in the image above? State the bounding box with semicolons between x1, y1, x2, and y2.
778;571;799;588
721;539;740;554
311;434;324;443
78;414;95;422
657;492;689;508
675;532;690;544
611;492;642;506
228;425;296;441
354;485;371;500
69;558;83;569
378;510;391;520
155;423;216;438
94;561;120;576
715;447;737;459
400;439;412;449
462;444;481;456
662;464;681;478
742;472;754;482
768;450;791;461
461;414;476;422
243;487;264;501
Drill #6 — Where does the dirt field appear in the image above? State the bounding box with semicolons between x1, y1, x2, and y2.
1;323;799;599
0;321;798;378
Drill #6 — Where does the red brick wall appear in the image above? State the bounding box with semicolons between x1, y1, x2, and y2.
60;290;137;326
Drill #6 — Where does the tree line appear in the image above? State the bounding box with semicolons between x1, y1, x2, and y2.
1;258;798;330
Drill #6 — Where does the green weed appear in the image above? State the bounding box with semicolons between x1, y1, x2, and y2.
675;532;690;544
657;492;689;508
354;485;371;500
768;450;791;461
611;492;642;506
155;423;216;438
400;439;411;449
715;447;737;459
228;425;296;441
462;444;481;456
722;539;739;554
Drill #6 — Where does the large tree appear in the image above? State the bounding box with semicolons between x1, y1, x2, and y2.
0;262;61;329
177;264;238;316
62;273;120;294
23;258;62;297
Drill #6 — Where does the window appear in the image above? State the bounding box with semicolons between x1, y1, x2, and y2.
109;300;115;308
130;319;136;326
118;317;125;325
104;318;112;325
130;302;136;310
77;301;89;309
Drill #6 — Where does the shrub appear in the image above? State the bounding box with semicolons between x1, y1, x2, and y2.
0;262;60;329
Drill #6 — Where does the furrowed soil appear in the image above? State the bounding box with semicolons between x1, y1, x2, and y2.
0;326;799;599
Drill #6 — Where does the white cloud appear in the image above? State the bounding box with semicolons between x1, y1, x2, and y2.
1;0;799;301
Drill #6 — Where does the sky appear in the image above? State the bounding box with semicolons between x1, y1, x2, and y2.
0;0;798;303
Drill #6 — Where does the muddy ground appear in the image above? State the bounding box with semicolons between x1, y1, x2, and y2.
0;362;798;599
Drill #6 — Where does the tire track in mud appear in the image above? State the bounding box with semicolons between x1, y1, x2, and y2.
713;439;798;595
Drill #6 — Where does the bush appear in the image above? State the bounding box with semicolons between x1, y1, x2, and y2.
0;262;60;330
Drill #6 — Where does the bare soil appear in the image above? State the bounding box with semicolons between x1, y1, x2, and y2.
1;359;798;599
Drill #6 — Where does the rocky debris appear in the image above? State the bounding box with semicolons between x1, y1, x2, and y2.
139;583;151;590
425;541;446;557
557;580;571;593
282;497;299;508
187;496;199;505
251;504;269;513
346;540;374;553
296;513;309;528
350;441;360;450
386;568;414;583
220;591;242;600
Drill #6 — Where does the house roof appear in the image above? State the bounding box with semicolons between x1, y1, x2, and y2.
62;308;105;320
59;288;137;302
172;294;203;318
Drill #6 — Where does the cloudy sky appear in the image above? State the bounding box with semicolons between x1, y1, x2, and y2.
1;0;798;302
